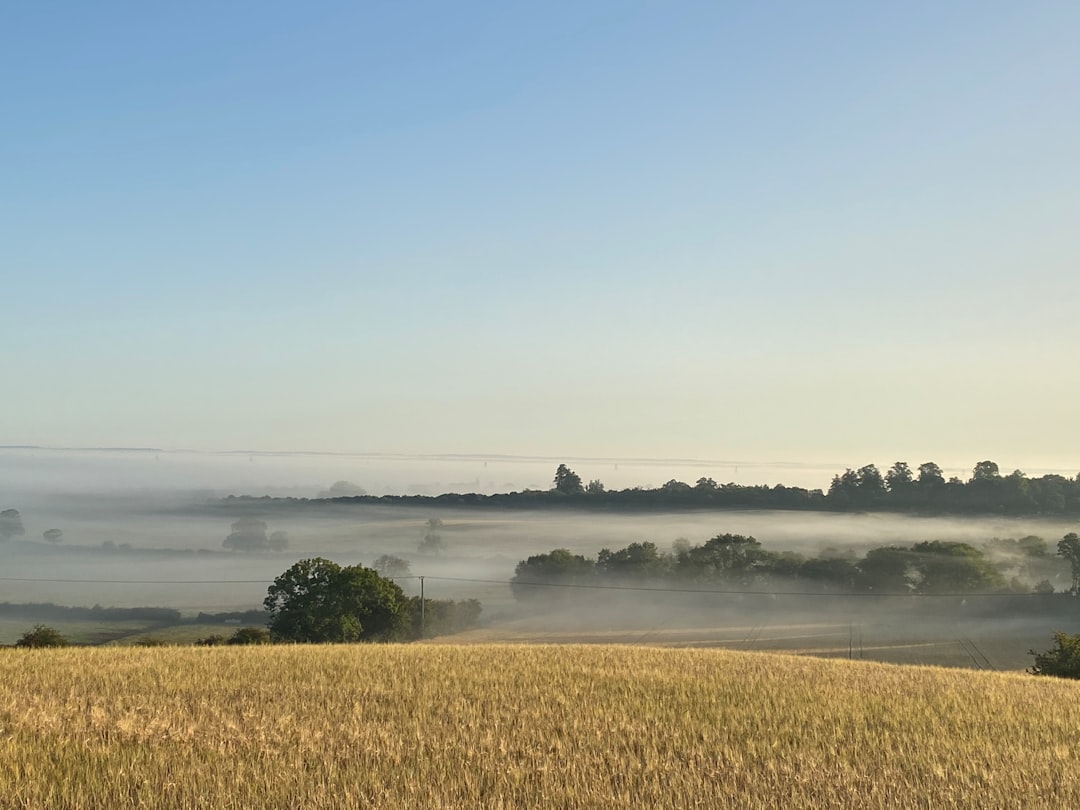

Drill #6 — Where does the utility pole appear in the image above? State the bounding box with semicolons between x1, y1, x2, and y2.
419;576;425;639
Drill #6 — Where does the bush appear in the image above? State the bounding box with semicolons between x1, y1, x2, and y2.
196;634;228;646
1029;632;1080;678
228;626;271;645
15;624;69;648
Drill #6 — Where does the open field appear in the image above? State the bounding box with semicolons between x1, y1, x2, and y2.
440;608;1069;672
1;644;1078;808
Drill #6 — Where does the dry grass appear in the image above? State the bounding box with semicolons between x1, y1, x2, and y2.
0;644;1078;808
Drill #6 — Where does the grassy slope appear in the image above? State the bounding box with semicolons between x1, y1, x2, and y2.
0;644;1077;809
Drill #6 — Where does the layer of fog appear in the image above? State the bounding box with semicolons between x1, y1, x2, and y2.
3;447;1077;670
4;496;1077;610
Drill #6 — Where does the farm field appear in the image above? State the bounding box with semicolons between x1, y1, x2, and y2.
1;644;1078;809
441;611;1066;672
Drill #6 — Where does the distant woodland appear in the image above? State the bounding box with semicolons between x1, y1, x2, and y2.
222;460;1080;516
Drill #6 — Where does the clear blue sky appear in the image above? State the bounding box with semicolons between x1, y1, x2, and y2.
3;2;1078;472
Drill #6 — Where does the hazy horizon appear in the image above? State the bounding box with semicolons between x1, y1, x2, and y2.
3;445;1076;501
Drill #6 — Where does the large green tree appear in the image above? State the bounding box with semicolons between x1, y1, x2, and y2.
264;558;407;643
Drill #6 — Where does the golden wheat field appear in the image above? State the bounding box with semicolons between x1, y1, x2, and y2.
0;644;1077;809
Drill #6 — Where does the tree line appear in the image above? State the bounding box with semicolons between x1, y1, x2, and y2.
205;460;1080;516
512;531;1080;599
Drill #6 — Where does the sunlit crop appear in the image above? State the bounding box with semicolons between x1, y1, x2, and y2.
0;644;1077;808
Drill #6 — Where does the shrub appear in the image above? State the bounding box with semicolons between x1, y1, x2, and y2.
15;624;69;648
228;627;271;645
1029;632;1080;678
196;634;228;647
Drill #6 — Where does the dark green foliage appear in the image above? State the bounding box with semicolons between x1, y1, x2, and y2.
553;464;584;495
264;558;407;643
1029;632;1080;678
216;460;1080;515
857;546;915;593
1058;533;1080;594
908;541;1005;593
16;624;69;648
512;548;594;598
134;637;167;647
675;534;767;585
512;533;1027;601
228;626;271;645
196;634;228;646
798;557;860;591
597;541;668;580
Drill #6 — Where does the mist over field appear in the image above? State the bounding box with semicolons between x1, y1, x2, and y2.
3;447;1076;662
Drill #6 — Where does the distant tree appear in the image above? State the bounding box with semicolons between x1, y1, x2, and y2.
223;518;269;552
1029;632;1080;679
0;509;25;540
228;626;271;645
908;541;1004;593
1017;535;1050;558
1057;533;1080;594
418;518;446;555
661;479;692;493
798;557;860;591
695;477;719;491
585;479;606;495
195;634;228;646
268;530;289;552
406;597;482;638
318;480;368;498
676;534;766;586
372;554;412;578
857;546;915;593
553;464;584;495
826;469;860;507
971;460;1001;482
16;624;69;648
42;528;63;544
856;465;886;500
512;548;594;599
264;558;407;643
917;462;946;488
596;542;668;579
1033;579;1055;594
885;462;914;493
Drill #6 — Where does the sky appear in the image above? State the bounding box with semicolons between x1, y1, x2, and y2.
3;1;1078;475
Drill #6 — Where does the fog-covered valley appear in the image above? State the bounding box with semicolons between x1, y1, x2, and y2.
3;447;1078;668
